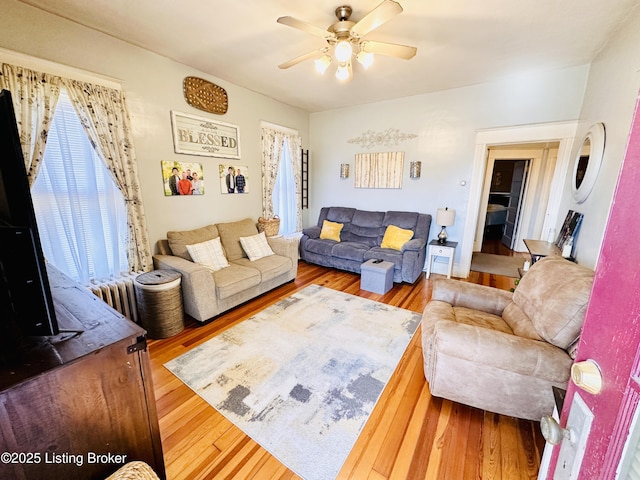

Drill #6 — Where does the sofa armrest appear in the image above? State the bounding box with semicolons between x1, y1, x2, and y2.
432;278;512;316
153;254;218;322
402;238;426;252
267;236;299;264
302;226;321;239
433;320;572;383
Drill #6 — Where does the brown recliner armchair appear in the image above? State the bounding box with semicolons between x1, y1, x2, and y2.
421;256;594;420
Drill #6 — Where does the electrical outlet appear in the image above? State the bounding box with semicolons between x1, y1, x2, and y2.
554;393;594;480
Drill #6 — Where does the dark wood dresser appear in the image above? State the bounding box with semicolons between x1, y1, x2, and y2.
0;267;165;479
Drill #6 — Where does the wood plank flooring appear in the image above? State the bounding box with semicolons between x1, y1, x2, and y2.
148;260;544;479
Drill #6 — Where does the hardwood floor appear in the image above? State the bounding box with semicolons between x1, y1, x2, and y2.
148;261;544;479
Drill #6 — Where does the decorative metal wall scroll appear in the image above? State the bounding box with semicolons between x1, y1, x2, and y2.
347;128;417;149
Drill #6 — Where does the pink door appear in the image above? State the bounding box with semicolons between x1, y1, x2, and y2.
547;92;640;478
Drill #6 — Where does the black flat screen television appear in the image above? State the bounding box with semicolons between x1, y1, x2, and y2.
0;89;58;337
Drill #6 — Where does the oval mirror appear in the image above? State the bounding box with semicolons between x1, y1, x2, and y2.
572;123;605;204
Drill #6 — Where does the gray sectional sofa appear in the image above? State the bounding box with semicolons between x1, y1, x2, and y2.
300;207;431;284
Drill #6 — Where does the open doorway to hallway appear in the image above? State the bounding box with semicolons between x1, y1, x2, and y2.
476;142;560;256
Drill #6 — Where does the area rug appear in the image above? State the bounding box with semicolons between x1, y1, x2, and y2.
470;252;525;278
164;284;421;480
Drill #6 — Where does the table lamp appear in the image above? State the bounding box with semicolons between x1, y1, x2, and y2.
436;207;455;244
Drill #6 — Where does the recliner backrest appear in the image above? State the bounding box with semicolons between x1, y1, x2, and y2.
512;256;594;349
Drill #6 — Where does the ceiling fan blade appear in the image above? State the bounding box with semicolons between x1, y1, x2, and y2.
278;49;326;69
277;16;334;39
351;0;403;37
363;40;417;60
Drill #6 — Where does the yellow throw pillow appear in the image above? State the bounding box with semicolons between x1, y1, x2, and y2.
320;220;343;242
381;225;414;250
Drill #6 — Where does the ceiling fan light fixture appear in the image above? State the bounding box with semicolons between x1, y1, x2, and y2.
334;40;353;63
356;50;374;69
335;62;351;81
314;55;332;74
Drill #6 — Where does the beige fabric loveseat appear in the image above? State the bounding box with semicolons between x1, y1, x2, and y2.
153;218;298;322
421;256;594;420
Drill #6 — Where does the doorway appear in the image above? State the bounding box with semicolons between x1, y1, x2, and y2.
458;121;577;279
475;142;559;255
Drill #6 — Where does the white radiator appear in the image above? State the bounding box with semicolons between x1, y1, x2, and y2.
88;273;140;323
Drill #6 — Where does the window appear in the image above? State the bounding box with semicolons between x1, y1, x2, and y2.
272;137;297;234
31;90;128;285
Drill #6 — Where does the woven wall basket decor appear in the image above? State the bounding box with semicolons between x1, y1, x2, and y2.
183;76;228;115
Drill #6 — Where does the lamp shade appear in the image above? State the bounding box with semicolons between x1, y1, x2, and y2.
436;208;455;227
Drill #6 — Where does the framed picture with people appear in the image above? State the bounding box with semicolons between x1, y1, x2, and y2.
219;164;249;194
161;160;205;196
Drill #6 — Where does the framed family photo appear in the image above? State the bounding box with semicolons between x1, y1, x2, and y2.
162;160;205;196
219;164;249;194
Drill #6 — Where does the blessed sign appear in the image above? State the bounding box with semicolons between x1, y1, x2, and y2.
171;111;241;159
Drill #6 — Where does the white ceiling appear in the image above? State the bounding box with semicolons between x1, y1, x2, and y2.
19;0;639;112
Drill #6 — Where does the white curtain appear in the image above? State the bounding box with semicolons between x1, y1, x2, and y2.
272;138;298;234
261;125;302;233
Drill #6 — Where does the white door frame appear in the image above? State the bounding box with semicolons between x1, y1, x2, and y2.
457;121;578;278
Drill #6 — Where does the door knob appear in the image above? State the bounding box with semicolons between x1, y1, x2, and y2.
540;415;572;445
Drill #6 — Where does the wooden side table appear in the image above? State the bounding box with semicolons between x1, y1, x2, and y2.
523;239;561;264
426;240;457;279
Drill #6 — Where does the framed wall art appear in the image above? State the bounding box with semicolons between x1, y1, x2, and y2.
161;160;205;196
219;164;249;194
354;151;404;189
171;111;240;159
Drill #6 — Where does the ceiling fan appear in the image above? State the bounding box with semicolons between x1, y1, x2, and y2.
277;0;417;81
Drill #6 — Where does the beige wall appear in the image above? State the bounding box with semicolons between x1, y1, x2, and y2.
0;0;309;253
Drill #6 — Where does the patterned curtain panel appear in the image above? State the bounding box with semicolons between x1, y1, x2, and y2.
0;63;61;185
261;126;302;231
63;79;152;273
355;151;404;189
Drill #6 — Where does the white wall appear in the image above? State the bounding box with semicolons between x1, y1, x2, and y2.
309;67;589;272
555;7;640;269
0;0;309;253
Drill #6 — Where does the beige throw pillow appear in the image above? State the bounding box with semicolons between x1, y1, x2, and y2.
239;231;274;261
186;237;229;271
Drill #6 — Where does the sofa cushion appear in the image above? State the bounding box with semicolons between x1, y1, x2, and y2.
217;218;259;261
342;210;384;246
212;263;261;299
304;238;337;256
326;207;356;224
365;247;403;267
186;237;229;272
383;211;419;229
381;225;414;250
240;231;274;261
167;224;218;260
234;255;293;282
331;242;369;262
513;256;594;349
320;220;343;242
453;306;514;334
